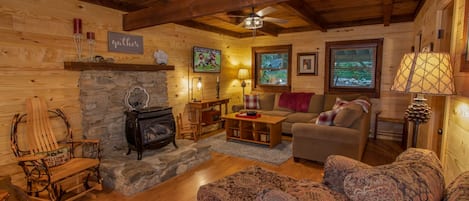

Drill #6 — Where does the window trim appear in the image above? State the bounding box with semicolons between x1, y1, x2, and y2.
252;44;292;92
324;39;383;98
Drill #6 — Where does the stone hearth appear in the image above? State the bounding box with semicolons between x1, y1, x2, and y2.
77;70;211;196
100;140;211;196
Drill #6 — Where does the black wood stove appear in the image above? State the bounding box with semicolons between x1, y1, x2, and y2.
125;106;177;160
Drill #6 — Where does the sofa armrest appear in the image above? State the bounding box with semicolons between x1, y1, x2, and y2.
322;155;372;194
232;104;244;112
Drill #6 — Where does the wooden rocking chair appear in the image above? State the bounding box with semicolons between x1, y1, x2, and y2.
10;97;102;201
176;113;199;141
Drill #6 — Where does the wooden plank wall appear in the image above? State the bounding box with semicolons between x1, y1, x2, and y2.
415;0;469;183
243;23;414;119
0;0;416;185
0;0;248;185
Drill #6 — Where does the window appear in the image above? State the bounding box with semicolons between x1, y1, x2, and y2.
252;45;292;92
325;39;383;98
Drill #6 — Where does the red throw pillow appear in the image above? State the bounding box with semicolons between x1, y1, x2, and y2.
244;95;260;109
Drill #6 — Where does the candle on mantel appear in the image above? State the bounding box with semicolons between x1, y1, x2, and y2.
86;32;95;40
217;76;219;83
73;18;82;34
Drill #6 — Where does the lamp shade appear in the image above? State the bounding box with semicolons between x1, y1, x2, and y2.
237;69;250;80
390;52;455;95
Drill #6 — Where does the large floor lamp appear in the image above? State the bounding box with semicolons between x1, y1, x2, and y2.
390;52;455;147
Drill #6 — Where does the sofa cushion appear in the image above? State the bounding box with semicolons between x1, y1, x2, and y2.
244;95;260;109
307;95;325;113
256;189;298;201
263;110;292;117
333;103;363;127
343;156;445;201
258;93;275;110
285;113;318;123
285;180;348;201
323;94;362;111
323;155;372;194
444;171;469;201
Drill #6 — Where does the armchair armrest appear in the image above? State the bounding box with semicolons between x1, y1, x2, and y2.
67;139;101;160
15;154;46;162
322;155;371;194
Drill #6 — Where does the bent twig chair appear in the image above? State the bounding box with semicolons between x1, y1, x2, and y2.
10;97;102;201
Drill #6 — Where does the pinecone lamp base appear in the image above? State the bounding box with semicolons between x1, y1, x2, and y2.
405;94;432;147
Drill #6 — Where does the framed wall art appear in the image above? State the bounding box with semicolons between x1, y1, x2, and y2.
193;46;221;73
297;52;318;75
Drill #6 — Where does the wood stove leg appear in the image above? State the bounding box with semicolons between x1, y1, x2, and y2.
172;138;178;149
126;148;131;155
137;151;142;160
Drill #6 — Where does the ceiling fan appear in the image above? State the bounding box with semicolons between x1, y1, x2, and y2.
229;6;288;30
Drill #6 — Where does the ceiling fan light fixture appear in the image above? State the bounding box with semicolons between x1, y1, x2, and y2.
244;16;263;29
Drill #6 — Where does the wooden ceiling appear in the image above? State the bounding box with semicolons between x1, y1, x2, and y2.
80;0;426;38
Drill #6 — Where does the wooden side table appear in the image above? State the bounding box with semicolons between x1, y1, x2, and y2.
188;98;230;135
375;114;409;148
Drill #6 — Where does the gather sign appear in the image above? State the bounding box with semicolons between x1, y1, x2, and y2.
108;31;143;54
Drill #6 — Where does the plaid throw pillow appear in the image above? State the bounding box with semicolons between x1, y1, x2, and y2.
244;95;260;109
316;109;340;125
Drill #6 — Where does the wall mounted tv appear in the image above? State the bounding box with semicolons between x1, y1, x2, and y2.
193;46;221;73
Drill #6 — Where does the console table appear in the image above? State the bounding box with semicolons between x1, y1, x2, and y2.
188;98;229;135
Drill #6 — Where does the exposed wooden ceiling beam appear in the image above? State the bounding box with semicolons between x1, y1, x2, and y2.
326;14;414;29
283;0;327;32
176;21;245;38
279;26;318;34
382;0;393;26
79;0;144;12
414;0;426;18
123;0;289;31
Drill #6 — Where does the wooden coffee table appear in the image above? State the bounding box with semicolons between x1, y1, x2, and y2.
222;113;287;148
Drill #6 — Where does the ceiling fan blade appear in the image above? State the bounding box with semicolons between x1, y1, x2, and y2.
256;6;277;17
263;17;288;24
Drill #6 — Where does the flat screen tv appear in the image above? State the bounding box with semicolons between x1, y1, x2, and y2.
193;46;221;73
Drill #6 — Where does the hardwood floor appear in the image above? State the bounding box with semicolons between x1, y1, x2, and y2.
89;137;404;201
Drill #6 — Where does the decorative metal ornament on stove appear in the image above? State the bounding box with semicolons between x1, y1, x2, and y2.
125;86;150;111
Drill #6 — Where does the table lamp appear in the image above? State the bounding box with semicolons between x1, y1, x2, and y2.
390;52;455;147
191;77;203;102
237;69;250;98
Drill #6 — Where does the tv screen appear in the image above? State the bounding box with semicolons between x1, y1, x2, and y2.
193;46;221;73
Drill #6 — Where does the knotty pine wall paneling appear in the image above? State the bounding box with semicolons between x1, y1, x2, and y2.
243;23;414;119
0;0;249;185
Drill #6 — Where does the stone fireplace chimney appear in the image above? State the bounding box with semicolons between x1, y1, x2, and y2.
79;71;169;156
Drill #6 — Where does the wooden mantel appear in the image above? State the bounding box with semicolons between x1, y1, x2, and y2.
64;61;175;71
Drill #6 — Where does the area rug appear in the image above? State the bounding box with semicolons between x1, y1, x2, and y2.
198;132;292;165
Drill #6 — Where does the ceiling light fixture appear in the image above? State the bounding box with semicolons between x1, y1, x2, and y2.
244;10;263;29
